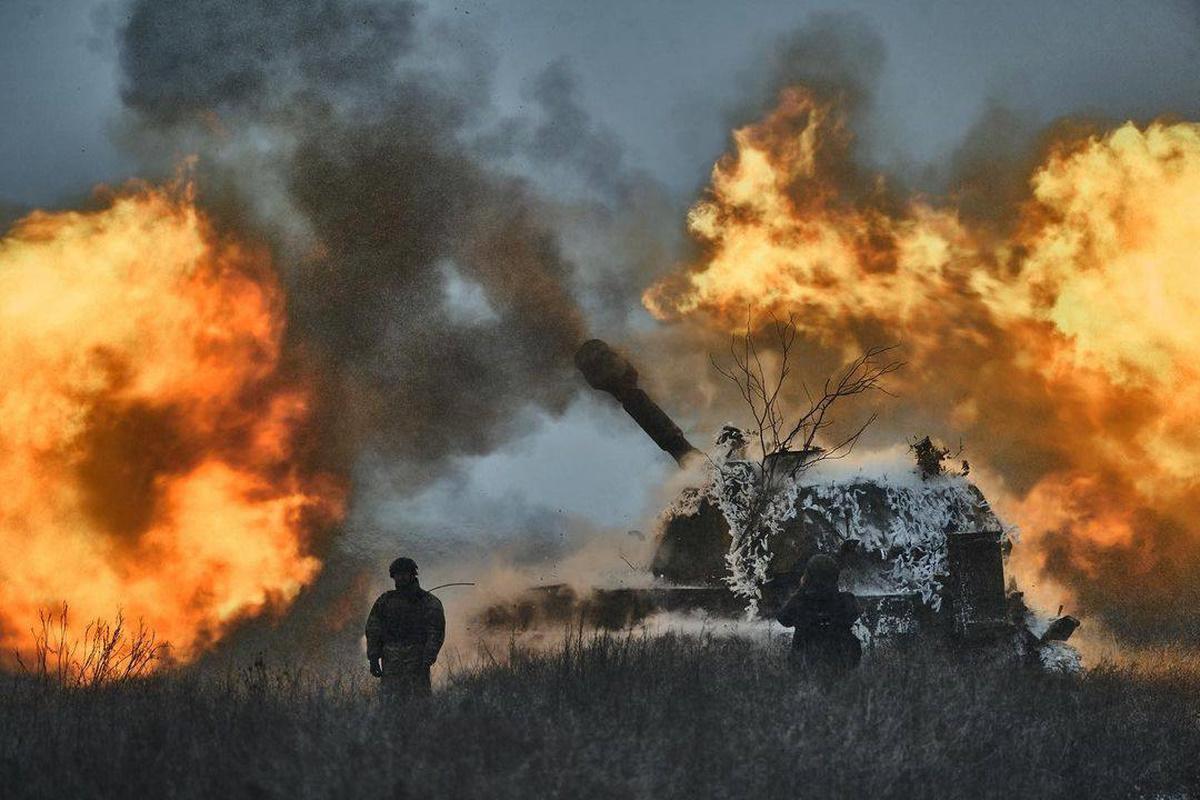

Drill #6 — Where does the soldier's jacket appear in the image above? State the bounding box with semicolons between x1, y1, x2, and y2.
365;588;445;670
777;589;860;638
777;588;861;668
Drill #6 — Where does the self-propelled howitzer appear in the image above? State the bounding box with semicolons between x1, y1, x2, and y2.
581;341;1076;652
484;340;1078;668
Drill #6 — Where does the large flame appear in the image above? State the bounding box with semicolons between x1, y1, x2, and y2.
647;87;1200;636
0;182;344;663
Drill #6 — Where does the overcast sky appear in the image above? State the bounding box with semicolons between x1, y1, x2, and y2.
6;0;1200;207
5;0;1200;540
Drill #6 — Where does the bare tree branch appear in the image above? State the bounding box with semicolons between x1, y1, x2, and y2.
13;603;162;688
710;313;904;594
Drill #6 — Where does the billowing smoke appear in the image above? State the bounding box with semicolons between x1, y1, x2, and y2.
118;0;587;487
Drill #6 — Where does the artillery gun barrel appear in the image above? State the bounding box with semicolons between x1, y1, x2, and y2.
575;339;698;466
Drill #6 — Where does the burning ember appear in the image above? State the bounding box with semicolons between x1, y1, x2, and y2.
0;181;344;664
646;86;1200;635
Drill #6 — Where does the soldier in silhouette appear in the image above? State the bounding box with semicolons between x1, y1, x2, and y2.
776;553;861;676
365;557;445;698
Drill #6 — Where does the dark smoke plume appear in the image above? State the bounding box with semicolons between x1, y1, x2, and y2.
760;11;885;117
119;0;585;489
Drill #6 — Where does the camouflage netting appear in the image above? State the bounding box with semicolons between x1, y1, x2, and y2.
673;428;1014;610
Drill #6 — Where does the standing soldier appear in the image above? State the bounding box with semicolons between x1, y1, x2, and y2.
365;557;446;698
776;553;861;677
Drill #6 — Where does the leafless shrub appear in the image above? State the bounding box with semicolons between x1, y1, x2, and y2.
712;313;903;482
13;603;163;688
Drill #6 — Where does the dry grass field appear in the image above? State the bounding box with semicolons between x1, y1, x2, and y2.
3;631;1198;799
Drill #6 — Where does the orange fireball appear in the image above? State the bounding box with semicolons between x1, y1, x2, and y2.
0;182;344;664
647;87;1200;625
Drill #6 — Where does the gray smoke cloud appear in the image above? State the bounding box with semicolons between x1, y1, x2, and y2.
756;11;885;120
119;0;588;489
478;57;631;202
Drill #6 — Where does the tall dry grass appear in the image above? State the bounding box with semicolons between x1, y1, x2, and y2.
2;630;1197;799
11;604;162;688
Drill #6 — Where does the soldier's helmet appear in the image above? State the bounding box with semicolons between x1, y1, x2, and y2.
802;553;839;592
389;557;419;577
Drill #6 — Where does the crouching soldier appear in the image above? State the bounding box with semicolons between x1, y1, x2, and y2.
365;557;446;698
776;554;861;677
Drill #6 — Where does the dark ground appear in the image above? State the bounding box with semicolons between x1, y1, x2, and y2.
2;632;1198;799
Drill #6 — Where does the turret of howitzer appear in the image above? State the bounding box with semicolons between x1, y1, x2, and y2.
575;339;698;466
